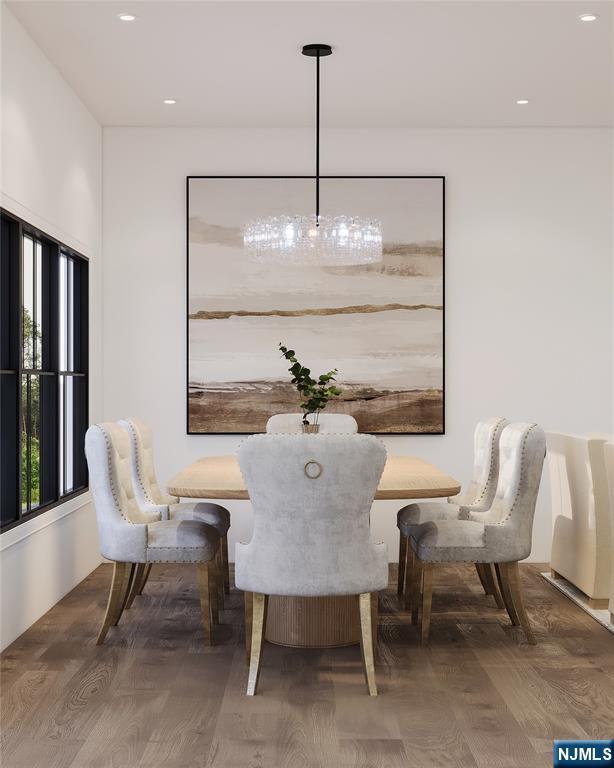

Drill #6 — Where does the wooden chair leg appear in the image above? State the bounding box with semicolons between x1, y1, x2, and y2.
475;563;491;594
410;554;423;625
221;535;230;593
215;548;225;610
480;563;505;609
397;534;408;595
137;564;152;596
420;563;434;645
404;547;415;613
358;593;378;696
196;563;213;645
371;592;379;662
246;593;268;696
495;563;520;627
244;591;253;663
501;562;536;645
209;557;220;626
125;563;147;609
97;562;131;645
114;563;136;625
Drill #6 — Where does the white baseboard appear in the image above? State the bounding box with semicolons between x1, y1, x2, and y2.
541;572;613;635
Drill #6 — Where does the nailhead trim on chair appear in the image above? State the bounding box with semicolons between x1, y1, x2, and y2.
470;417;508;506
412;423;538;563
97;425;136;527
491;423;538;528
409;529;487;564
124;419;156;506
147;546;215;563
146;559;210;563
126;419;181;507
95;423;223;566
124;421;229;567
399;419;507;530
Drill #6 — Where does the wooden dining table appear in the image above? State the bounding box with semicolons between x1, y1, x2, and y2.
168;454;460;648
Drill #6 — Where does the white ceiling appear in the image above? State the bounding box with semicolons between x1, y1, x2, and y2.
7;0;614;127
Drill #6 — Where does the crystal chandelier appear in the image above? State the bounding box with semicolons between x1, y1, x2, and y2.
243;44;383;266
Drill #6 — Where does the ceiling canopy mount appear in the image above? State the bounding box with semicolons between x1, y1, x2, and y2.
301;43;333;58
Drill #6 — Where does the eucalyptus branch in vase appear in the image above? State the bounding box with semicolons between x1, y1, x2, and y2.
279;343;343;429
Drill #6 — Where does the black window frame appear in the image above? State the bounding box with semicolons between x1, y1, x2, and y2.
1;208;89;532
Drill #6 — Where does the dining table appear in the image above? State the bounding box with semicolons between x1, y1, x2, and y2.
168;454;460;649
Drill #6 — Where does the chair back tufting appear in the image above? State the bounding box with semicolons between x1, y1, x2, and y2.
453;417;508;509
484;422;546;562
120;417;176;509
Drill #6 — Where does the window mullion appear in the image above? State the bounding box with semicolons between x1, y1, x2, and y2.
26;374;31;512
33;243;37;371
18;221;24;522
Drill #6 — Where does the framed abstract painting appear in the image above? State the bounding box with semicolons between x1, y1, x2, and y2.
187;176;444;434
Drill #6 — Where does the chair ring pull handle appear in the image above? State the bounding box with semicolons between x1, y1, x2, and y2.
304;460;323;479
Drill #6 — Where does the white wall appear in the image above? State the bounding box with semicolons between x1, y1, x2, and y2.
102;126;613;564
0;7;102;650
0;3;610;653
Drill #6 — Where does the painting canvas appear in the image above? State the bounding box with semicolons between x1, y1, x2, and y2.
187;176;444;434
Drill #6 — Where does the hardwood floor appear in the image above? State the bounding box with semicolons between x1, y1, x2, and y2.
1;563;613;768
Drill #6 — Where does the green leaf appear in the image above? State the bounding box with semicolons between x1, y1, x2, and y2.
278;342;342;416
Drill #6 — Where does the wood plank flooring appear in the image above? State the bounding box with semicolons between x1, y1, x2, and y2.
1;563;613;768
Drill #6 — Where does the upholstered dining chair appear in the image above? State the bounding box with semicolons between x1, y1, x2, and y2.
236;433;387;696
408;422;546;645
119;417;231;604
397;417;508;612
85;422;221;645
266;413;358;434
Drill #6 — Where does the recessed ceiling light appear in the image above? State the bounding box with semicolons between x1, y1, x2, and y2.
118;13;136;22
516;99;530;105
163;99;177;105
579;13;598;21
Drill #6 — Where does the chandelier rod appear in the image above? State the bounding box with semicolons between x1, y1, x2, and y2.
302;44;332;227
316;51;320;226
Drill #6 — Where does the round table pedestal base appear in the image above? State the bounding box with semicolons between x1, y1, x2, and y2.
265;595;360;648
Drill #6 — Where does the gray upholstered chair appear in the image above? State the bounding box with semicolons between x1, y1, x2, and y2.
236;433;387;696
397;417;508;610
85;422;221;645
408;422;546;645
119;417;231;602
266;413;358;434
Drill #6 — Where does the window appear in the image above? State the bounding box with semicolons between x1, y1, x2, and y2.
1;209;88;531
